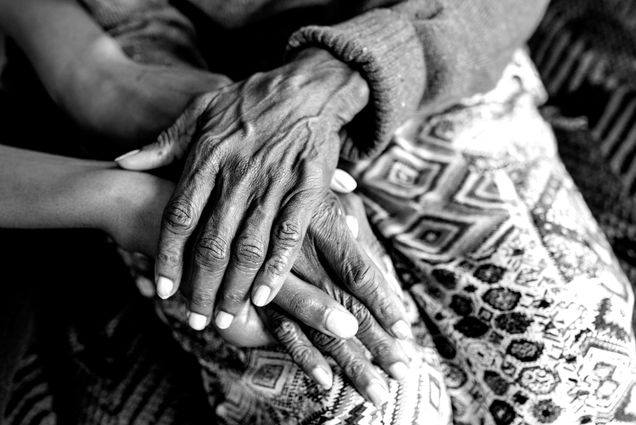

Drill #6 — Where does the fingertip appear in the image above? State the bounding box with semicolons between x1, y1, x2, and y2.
391;320;413;340
325;309;358;339
252;285;272;307
136;276;156;298
332;169;357;193
365;380;390;407
388;362;409;381
311;367;333;390
156;276;174;299
215;311;234;329
114;149;140;163
115;147;167;171
188;311;208;331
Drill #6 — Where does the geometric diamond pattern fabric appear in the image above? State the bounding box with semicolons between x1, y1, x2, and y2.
351;51;636;425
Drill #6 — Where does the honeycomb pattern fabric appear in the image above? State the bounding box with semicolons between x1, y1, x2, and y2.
153;52;636;424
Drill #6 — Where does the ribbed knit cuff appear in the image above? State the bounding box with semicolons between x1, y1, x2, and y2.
288;8;426;161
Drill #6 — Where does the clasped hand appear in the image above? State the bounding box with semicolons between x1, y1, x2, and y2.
117;48;413;404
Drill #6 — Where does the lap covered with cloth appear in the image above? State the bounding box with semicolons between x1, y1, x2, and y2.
2;1;635;424
153;51;636;425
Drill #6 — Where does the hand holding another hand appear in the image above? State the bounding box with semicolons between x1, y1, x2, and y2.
107;168;412;405
117;48;370;331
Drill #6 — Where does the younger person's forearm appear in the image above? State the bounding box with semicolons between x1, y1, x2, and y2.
0;0;230;147
0;144;112;230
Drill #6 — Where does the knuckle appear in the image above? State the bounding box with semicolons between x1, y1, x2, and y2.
164;198;196;233
287;294;314;316
275;220;301;249
373;341;396;361
347;300;374;334
289;345;314;366
156;247;180;268
234;236;265;269
220;290;245;306
195;234;229;267
309;331;343;353
374;297;396;321
190;291;214;310
227;159;252;182
344;358;367;380
345;263;375;293
274;320;299;345
266;254;288;277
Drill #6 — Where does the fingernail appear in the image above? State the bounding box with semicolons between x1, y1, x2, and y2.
188;312;208;330
311;367;333;389
334;169;357;192
345;215;359;239
215;311;234;329
330;180;348;193
325;309;358;338
391;320;413;340
114;149;140;162
366;381;390;406
389;362;409;381
136;276;155;298
252;286;271;307
156;276;174;299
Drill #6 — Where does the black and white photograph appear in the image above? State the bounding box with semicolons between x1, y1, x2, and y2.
1;1;635;424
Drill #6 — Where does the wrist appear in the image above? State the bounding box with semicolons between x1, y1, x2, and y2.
92;169;173;256
289;48;369;104
72;167;125;234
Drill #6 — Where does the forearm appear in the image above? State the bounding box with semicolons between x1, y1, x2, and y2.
0;0;126;116
0;0;228;147
0;144;113;230
0;144;172;256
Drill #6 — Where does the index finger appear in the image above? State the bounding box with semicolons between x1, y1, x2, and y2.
154;143;219;299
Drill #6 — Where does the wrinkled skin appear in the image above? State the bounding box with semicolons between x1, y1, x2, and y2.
205;192;412;402
115;48;412;403
111;176;408;403
119;48;372;331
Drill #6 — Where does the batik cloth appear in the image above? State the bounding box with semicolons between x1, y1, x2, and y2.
154;51;636;425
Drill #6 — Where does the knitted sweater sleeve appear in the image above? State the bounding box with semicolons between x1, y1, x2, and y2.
288;0;550;160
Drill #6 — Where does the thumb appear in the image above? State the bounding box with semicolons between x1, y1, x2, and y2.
115;94;211;170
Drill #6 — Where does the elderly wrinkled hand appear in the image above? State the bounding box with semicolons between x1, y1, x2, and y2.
113;171;412;405
117;48;370;331
196;191;412;406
